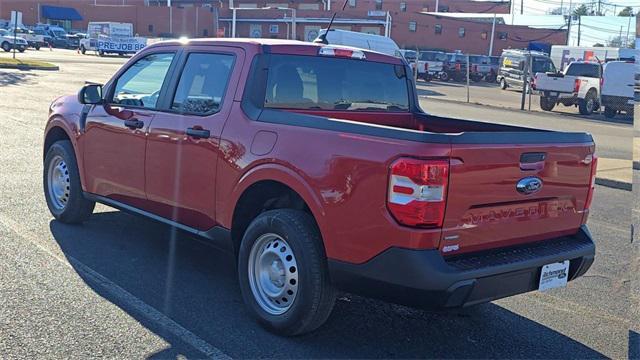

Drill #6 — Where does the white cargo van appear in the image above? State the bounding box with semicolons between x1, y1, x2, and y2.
601;61;635;118
79;22;146;56
314;29;401;57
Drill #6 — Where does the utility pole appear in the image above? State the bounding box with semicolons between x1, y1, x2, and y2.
566;15;572;45
577;15;581;46
489;12;496;56
435;0;439;13
520;0;523;15
626;15;632;48
620;26;624;47
597;0;601;15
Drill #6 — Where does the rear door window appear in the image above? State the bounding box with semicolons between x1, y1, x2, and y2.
264;54;410;112
171;53;234;115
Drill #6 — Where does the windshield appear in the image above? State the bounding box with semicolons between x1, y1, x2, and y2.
52;30;67;38
470;56;489;64
532;58;556;73
265;54;409;112
565;63;600;78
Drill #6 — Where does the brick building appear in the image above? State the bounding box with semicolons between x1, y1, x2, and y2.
0;0;567;55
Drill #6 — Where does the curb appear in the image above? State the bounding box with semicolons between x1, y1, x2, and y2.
595;177;632;191
0;64;59;71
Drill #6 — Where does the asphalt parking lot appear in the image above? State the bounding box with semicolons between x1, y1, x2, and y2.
0;49;635;358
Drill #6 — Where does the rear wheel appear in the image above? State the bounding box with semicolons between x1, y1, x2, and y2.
540;96;556;111
238;209;336;336
439;71;450;82
1;42;11;52
579;90;598;115
604;107;617;119
80;45;86;54
43;140;95;223
35;44;41;50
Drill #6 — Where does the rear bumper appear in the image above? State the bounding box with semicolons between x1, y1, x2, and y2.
328;225;595;308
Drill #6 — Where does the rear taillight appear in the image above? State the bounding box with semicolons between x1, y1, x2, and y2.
532;75;537;90
574;79;581;93
387;158;449;228
600;76;604;88
584;155;598;210
319;46;366;59
425;62;429;71
455;63;461;71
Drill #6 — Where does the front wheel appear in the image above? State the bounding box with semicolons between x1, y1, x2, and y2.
439;71;450;82
238;209;336;336
579;91;598;115
1;42;11;52
500;78;508;90
44;140;95;223
80;45;86;54
35;44;41;50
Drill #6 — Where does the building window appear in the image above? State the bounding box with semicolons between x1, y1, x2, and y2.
298;3;319;10
439;5;449;12
203;29;208;37
498;32;508;40
458;27;465;38
481;31;488;40
435;24;442;35
400;2;407;12
348;0;356;7
409;21;417;32
148;24;154;33
375;0;383;10
270;24;279;34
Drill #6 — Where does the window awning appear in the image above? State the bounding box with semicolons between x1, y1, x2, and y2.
41;5;83;21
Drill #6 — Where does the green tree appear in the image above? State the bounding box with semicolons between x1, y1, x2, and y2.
618;6;634;16
573;4;589;16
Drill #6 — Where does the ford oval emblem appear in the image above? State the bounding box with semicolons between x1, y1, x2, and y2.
516;177;543;195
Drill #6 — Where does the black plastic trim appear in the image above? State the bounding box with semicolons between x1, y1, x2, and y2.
328;225;595;308
83;192;234;253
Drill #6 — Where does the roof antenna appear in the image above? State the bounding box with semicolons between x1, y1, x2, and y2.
314;0;349;44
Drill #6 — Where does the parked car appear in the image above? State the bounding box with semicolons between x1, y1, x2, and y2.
314;28;401;57
43;38;597;336
0;31;28;52
498;49;556;92
600;61;635;118
34;25;78;49
446;52;469;82
33;28;53;47
417;50;448;81
468;55;492;82
3;27;45;50
535;61;602;115
487;56;500;83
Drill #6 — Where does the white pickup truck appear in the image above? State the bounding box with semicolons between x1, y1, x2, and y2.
535;61;602;115
2;27;45;50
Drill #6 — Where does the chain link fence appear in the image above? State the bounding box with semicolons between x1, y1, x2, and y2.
410;50;636;122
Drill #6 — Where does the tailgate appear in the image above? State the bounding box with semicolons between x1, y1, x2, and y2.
440;141;595;256
536;74;574;93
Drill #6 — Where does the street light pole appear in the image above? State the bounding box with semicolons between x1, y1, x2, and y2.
488;13;496;56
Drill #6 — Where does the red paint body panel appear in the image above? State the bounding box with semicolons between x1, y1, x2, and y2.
44;38;595;266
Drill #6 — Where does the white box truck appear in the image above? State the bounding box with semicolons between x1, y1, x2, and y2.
550;45;638;71
79;22;146;56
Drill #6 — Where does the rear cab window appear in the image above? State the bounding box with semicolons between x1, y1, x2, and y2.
264;54;410;112
565;63;601;78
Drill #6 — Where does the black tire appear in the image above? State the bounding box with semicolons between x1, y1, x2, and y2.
604;107;617;119
43;140;95;223
18;48;25;53
440;71;450;82
98;50;105;57
238;209;336;336
422;73;432;82
35;44;41;50
579;90;598;115
500;77;508;90
80;45;86;54
1;42;11;52
540;96;556;111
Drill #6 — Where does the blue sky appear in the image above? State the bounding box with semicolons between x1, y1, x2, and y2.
505;0;638;46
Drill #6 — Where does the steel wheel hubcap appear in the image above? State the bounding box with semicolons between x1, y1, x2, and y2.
47;155;70;211
248;233;299;315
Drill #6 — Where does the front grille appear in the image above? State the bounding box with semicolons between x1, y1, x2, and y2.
445;234;593;271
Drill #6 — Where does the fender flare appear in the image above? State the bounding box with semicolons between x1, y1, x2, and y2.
223;162;327;233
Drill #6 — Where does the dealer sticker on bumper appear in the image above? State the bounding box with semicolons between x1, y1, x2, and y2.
538;260;570;292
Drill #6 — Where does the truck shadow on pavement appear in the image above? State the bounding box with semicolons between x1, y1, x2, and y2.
50;211;605;359
0;71;37;87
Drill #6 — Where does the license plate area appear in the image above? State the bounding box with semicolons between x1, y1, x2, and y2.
538;260;569;291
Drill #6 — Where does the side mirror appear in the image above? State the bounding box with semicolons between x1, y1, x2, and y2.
78;84;103;105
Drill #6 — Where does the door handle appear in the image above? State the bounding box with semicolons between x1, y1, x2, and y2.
186;127;210;139
124;119;144;129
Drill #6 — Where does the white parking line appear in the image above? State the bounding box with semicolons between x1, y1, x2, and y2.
0;213;231;360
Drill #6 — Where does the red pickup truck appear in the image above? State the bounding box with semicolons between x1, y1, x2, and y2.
43;38;597;335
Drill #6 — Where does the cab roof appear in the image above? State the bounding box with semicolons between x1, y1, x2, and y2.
147;37;405;64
